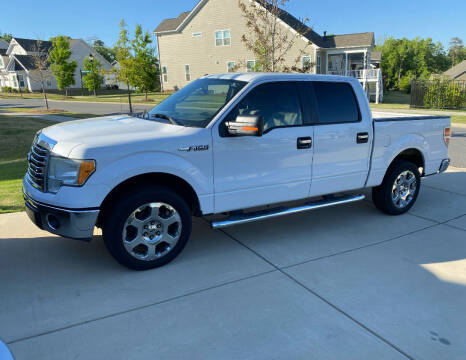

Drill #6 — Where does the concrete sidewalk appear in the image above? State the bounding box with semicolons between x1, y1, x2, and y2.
1;168;465;359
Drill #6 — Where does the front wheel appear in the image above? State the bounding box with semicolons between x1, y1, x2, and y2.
102;186;192;270
372;160;421;215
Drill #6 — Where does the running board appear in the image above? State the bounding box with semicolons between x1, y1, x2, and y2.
211;194;365;229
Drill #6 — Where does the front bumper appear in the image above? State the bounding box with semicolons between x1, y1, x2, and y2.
23;189;99;241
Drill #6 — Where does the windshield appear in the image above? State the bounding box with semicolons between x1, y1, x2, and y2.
148;78;247;128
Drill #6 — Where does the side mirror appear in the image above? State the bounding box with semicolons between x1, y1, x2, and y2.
226;115;264;137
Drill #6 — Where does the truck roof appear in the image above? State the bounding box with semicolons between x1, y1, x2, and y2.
204;72;359;84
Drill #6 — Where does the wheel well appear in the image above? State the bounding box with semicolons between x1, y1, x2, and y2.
391;148;425;173
97;173;202;227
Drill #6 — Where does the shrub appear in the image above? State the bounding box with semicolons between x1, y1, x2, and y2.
399;76;414;94
423;79;466;109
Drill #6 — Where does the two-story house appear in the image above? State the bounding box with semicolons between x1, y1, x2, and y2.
0;37;113;92
154;0;383;102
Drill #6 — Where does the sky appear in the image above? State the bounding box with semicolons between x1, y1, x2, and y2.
2;0;465;49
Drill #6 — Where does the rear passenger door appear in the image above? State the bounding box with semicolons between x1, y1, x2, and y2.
307;81;372;196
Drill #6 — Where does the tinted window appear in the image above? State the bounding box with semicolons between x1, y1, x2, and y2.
313;82;360;124
226;82;303;132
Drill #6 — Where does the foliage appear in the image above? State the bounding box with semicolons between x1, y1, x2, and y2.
82;57;104;94
422;79;466;109
93;40;117;63
1;86;20;93
0;32;12;43
448;37;466;66
399;74;414;94
114;20;159;100
49;36;77;96
238;0;312;72
376;37;451;90
131;25;159;99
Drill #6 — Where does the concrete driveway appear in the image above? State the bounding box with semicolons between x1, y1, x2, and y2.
1;167;465;359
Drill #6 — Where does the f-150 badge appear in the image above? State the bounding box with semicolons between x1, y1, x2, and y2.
178;145;209;152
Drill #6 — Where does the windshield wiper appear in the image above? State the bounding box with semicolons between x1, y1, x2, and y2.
151;113;179;126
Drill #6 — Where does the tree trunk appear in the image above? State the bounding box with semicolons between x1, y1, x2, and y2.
145;91;148;101
127;83;133;114
41;77;49;110
65;88;68;97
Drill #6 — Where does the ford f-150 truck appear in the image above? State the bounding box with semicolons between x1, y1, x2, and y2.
23;73;451;270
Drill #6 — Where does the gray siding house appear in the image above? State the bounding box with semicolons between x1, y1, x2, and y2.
154;0;383;102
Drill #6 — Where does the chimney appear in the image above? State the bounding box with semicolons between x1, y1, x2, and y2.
323;31;327;38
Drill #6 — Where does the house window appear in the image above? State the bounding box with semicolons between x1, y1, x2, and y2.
246;60;256;73
17;74;25;87
46;79;52;87
192;32;202;37
302;56;311;72
0;57;3;67
162;66;168;82
227;61;236;73
185;65;191;82
215;30;231;46
316;55;321;74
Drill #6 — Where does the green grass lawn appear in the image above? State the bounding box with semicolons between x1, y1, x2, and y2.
0;107;98;119
0;91;171;105
0;116;56;213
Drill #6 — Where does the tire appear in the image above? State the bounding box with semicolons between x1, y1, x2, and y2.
372;160;421;215
102;185;192;270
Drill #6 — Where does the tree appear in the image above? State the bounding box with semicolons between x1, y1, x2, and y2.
376;37;451;90
93;39;117;63
238;0;312;72
82;57;103;96
131;24;159;101
29;40;52;109
114;19;136;112
49;36;77;97
0;32;12;43
448;37;466;66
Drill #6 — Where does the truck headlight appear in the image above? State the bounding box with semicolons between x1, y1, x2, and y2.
47;157;96;193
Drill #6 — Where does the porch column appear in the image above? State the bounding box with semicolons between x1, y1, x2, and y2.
345;53;348;75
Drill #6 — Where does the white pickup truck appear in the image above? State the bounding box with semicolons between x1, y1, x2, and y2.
23;73;451;270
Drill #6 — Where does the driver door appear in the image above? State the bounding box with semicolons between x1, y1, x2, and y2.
212;82;314;213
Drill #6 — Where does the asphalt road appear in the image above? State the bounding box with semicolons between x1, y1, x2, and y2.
1;98;464;166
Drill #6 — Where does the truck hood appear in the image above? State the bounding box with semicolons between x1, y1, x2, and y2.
41;115;198;157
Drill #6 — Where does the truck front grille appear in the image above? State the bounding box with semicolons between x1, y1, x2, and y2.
27;142;49;191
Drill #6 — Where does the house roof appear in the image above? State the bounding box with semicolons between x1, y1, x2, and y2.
154;0;374;49
13;37;52;53
12;55;49;71
154;11;191;33
442;60;466;80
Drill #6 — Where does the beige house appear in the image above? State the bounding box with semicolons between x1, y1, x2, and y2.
0;37;113;92
154;0;383;102
439;60;466;81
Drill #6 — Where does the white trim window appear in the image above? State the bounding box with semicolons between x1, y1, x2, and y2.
227;61;235;73
192;32;202;37
215;30;231;46
185;64;191;81
162;66;168;83
316;55;321;74
246;60;256;73
302;56;311;72
17;74;25;87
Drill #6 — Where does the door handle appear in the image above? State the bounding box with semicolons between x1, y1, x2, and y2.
357;132;369;144
297;137;312;149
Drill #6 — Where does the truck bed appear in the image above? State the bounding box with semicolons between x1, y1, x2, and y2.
366;111;451;187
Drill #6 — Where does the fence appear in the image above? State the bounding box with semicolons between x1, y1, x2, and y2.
411;79;466;110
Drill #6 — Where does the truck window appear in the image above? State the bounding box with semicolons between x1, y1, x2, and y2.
313;82;360;124
225;82;303;132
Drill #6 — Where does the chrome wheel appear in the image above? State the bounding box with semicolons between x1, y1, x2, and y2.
122;203;182;261
391;170;417;209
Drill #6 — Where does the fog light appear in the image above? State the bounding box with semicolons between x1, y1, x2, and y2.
47;214;60;230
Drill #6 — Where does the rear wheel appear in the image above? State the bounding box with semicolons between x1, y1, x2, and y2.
103;186;192;270
372;160;421;215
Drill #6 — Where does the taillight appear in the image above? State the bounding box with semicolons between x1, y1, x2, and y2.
444;127;451;147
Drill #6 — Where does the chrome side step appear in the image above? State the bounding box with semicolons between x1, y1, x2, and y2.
211;194;365;229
